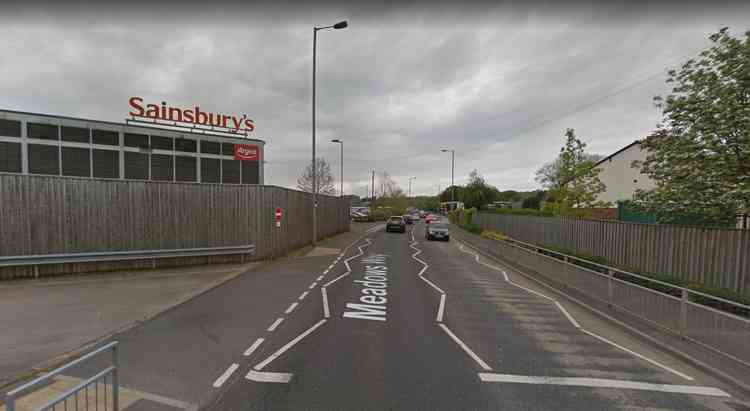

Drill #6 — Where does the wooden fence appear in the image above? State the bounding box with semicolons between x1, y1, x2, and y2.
474;212;749;295
0;174;350;279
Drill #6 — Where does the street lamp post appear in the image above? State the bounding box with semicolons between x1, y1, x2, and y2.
312;20;347;245
441;149;455;202
408;176;416;200
331;139;343;197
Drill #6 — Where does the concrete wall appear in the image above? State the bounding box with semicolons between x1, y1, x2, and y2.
595;142;655;206
0;174;350;279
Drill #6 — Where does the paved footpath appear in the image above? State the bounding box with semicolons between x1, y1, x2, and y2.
6;222;749;410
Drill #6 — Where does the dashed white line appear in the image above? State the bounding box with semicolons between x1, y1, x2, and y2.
308;282;318;290
437;294;446;323
267;317;284;332
285;302;299;314
439;323;492;371
244;338;265;356
322;287;330;318
477;374;726;396
298;291;309;300
212;363;239;388
316;275;324;281
254;319;328;371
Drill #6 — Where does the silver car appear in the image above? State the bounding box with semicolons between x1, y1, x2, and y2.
425;222;450;241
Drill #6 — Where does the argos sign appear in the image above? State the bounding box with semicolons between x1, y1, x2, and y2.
128;97;255;135
234;144;261;161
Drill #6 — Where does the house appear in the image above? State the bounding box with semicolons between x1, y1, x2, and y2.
594;140;655;207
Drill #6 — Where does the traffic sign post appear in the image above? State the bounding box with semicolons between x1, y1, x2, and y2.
275;207;283;228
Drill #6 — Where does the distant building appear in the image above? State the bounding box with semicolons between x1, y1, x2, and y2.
595;140;655;207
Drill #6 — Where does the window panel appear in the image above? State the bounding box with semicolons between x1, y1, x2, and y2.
124;151;148;180
0;119;21;137
200;158;220;183
151;154;173;181
61;126;90;143
92;129;119;146
200;140;220;154
150;135;173;150
61;147;91;177
0;141;22;172
124;133;148;148
28;123;59;140
241;160;259;184
221;159;240;184
92;149;119;178
175;138;197;153
221;142;235;156
175;156;197;182
28;144;59;175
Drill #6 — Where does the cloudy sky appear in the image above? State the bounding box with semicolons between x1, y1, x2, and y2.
1;1;748;197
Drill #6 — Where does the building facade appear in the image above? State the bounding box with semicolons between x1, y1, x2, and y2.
595;140;655;206
0;109;264;184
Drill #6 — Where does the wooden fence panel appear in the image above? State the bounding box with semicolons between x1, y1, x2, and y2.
475;212;749;295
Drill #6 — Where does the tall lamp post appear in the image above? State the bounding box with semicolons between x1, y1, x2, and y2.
408;176;416;200
312;20;347;245
440;149;455;201
331;139;343;197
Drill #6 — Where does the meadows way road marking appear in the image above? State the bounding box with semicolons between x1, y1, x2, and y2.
477;374;729;397
342;253;390;322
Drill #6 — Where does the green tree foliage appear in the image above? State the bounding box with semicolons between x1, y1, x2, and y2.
460;170;500;209
543;129;609;215
438;185;464;203
521;190;546;209
633;28;750;225
414;196;439;211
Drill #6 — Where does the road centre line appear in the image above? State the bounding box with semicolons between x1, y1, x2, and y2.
267;318;284;332
285;302;299;314
308;282;318;289
317;275;324;281
254;319;328;371
244;338;265;356
322;239;372;319
477;373;728;396
212;363;239;388
455;240;696;382
322;287;330;318
298;291;309;300
439;323;493;371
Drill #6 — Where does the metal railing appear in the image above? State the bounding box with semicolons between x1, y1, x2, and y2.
477;235;750;368
0;244;255;274
5;341;119;411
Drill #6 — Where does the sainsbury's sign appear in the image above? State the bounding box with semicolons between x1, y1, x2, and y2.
128;97;255;135
234;144;261;161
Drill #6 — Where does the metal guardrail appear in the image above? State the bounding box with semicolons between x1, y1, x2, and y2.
0;244;255;271
483;236;750;368
5;341;119;411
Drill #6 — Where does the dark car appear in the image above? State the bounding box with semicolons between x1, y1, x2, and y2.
386;216;406;233
425;222;450;241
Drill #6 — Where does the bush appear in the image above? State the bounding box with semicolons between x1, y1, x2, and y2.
481;229;508;241
462;223;482;234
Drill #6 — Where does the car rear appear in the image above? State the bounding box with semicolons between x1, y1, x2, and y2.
425;222;450;241
385;216;406;233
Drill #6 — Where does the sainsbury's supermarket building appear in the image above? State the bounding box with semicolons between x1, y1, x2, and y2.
0;109;264;184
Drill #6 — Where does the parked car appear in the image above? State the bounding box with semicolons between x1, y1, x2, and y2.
386;216;407;233
425;222;450;241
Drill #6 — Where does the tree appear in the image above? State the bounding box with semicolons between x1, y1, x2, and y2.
438;185;464;203
522;190;546;209
297;157;336;195
535;154;603;190
632;28;750;225
460;169;499;209
544;129;609;214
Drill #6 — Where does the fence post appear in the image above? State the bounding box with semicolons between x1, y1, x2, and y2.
607;268;614;307
112;343;119;411
5;393;15;411
680;289;688;338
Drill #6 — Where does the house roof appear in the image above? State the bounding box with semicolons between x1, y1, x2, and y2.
594;140;642;167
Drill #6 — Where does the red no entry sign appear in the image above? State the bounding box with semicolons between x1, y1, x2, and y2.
275;207;283;219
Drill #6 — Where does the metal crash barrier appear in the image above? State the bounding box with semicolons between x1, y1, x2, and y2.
483;236;750;368
5;341;119;411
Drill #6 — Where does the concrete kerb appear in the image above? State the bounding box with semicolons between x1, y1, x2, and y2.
453;232;750;399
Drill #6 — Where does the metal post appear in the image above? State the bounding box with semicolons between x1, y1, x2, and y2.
680;288;688;337
112;344;119;411
339;141;343;197
312;27;318;246
451;150;455;202
607;268;614;307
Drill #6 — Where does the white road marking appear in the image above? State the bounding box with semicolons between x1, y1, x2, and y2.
212;363;239;388
322;287;330;318
477;373;728;396
456;240;696;382
322;270;329;275
285;302;299;314
254;319;327;371
244;338;265;356
439;323;492;371
555;301;581;329
298;291;309;300
580;328;694;381
317;275;324;281
308;282;318;289
437;294;446;323
246;370;293;383
324;272;351;287
267;317;284;332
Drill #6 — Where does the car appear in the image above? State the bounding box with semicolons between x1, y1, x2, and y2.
403;215;414;225
425;222;450;241
385;216;407;233
410;214;421;223
425;214;440;224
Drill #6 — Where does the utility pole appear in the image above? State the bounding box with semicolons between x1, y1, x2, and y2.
371;170;375;202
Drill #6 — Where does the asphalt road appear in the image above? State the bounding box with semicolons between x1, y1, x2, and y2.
63;221;747;410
